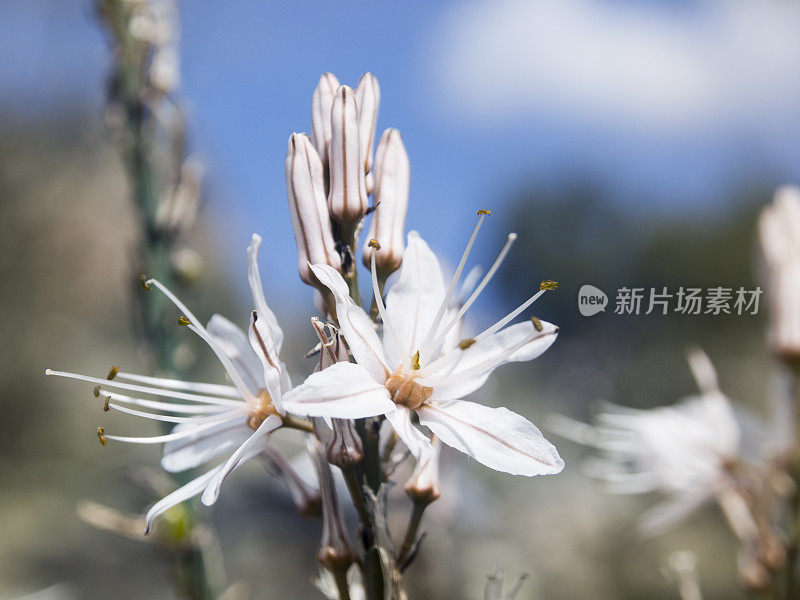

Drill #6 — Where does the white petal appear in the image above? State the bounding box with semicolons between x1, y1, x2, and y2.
200;415;282;506
426;320;558;402
248;310;286;407
207;314;264;391
145;466;224;534
384;407;432;460
417;400;564;476
309;263;390;381
281;361;395;419
247;234;284;353
384;232;447;364
161;418;253;473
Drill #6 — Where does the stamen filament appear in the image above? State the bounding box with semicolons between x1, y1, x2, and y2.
418;213;487;358
103;418;238;444
45;370;243;406
187;324;258;404
104;392;233;414
474;290;547;343
107;403;243;424
424;233;517;357
370;252;406;360
116;372;240;398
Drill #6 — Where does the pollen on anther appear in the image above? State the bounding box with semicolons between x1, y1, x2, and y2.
368;239;381;249
106;365;119;380
531;317;544;332
93;385;101;398
178;316;191;326
477;209;491;216
459;338;476;350
97;427;107;446
139;275;151;291
411;350;421;370
540;280;558;291
103;396;111;412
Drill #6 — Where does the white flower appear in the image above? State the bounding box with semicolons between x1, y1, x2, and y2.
284;213;564;477
759;185;800;360
47;234;370;532
551;349;741;535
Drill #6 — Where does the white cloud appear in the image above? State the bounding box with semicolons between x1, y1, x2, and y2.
431;0;800;132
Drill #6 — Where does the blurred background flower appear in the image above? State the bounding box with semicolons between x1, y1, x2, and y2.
2;0;798;598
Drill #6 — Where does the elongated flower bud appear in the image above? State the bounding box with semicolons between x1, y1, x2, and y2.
286;133;341;287
362;128;409;276
263;447;322;518
311;72;340;167
328;85;368;235
355;73;380;179
759;185;800;362
404;436;441;506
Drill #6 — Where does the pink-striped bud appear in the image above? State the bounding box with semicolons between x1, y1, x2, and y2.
310;73;340;167
328;85;368;234
285;133;340;287
355;73;380;181
362;128;409;277
759;185;800;362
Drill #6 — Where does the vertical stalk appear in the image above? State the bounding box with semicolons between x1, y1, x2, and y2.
97;2;218;598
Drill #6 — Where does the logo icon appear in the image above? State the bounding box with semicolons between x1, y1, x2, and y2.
578;284;608;316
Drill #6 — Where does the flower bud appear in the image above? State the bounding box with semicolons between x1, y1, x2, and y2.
310;72;340;167
355;73;380;178
286;133;341;287
362;128;409;277
404;435;441;506
328;85;368;235
758;185;800;362
263;447;322;518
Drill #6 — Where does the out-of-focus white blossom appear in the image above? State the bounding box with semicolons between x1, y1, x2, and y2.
362;128;409;278
759;185;800;362
287;213;564;477
550;349;741;535
484;567;529;600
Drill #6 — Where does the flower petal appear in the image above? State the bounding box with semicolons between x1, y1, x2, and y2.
161;417;252;473
310;263;390;381
281;361;395;419
248;310;287;406
207;314;264;391
425;320;558;402
201;414;282;506
417;400;564;476
145;465;224;534
384;231;447;364
247;234;284;353
384;407;432;460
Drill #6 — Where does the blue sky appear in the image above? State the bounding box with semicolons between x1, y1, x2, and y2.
3;0;800;310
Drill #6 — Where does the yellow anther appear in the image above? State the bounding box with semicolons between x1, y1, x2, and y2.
93;385;101;397
139;275;151;291
459;338;476;350
411;350;421;370
368;239;381;249
477;209;491;216
540;280;558;291
531;316;543;332
106;365;119;380
177;316;190;326
97;427;107;446
103;396;110;412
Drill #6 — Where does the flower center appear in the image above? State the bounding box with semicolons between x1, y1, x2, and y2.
248;389;280;430
385;366;433;410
